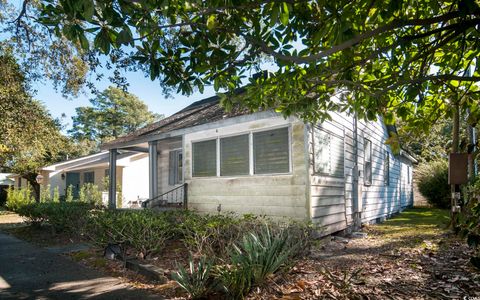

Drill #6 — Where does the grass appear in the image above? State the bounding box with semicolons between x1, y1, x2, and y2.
368;207;450;248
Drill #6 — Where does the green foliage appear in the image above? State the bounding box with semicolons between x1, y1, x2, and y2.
78;183;102;206
69;86;163;144
15;202;93;232
172;256;215;299
416;160;450;208
30;0;480;133
218;226;296;298
52;186;60;202
40;184;51;203
459;178;480;269
6;186;33;212
65;185;73;202
87;209;173;258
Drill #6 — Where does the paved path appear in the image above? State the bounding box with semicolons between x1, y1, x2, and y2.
0;232;163;299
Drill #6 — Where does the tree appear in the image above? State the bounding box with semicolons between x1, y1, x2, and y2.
25;0;480;131
0;1;89;97
0;49;75;201
69;86;163;144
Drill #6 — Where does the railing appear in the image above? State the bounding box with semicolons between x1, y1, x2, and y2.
141;183;188;209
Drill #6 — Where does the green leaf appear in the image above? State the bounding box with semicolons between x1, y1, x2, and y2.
206;15;216;30
280;3;289;26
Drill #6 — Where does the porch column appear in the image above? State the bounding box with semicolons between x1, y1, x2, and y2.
108;149;117;209
149;141;158;199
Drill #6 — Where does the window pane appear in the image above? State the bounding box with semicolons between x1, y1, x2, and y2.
384;151;390;186
330;135;344;177
220;134;249;176
84;171;94;184
313;128;330;174
193;140;217;177
364;139;372;185
253;127;289;174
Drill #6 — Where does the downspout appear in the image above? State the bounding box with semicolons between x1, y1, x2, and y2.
352;111;361;230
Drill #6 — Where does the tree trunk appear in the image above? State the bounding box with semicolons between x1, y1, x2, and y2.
451;102;460;228
24;173;40;203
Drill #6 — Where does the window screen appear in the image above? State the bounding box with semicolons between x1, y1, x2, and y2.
220;134;249;176
253;127;289;174
83;171;95;184
313;128;344;177
364;139;372;185
192;140;217;177
384;150;390;186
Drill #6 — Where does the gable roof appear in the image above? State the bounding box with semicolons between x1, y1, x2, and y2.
101;89;252;149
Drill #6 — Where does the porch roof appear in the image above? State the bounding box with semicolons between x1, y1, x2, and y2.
101;89;252;150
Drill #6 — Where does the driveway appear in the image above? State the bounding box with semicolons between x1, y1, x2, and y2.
0;232;163;299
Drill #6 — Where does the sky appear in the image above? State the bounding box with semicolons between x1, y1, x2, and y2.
34;69;218;131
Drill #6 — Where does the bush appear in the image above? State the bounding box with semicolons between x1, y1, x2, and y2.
15;202;93;232
218;226;296;299
88;209;173;258
79;183;103;206
172;256;215;299
459;177;480;269
416;160;450;208
6;186;34;212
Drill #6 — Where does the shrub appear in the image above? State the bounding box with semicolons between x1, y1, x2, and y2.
65;185;73;202
172;256;215;299
459;177;480;269
79;183;102;206
6;186;34;212
15;202;93;232
218;226;297;299
416;160;450;208
88;209;173;258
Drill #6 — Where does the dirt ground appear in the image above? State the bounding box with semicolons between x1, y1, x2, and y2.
1;207;479;299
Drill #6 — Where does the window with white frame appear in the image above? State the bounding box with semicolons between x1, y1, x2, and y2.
192;140;217;177
313;127;344;177
191;127;290;177
220;134;249;176
364;138;372;186
253;127;290;174
384;150;390;186
169;149;183;185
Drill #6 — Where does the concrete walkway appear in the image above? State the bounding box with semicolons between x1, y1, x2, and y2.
0;232;164;299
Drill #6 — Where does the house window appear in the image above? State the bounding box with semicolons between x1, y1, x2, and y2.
313;127;344;177
83;171;95;184
192;139;217;177
220;134;249;176
364;139;372;186
407;166;411;184
253;127;289;174
384;150;390;186
169;149;183;185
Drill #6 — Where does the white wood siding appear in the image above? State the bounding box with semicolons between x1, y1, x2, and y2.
308;111;414;234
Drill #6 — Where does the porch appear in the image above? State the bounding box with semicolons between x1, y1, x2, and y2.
106;136;187;210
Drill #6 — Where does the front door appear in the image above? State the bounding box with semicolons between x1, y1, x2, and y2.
66;172;80;198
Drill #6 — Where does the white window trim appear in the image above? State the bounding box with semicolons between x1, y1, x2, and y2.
190;125;292;178
312;126;345;178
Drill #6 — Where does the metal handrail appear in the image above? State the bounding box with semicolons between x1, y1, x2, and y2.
141;183;188;209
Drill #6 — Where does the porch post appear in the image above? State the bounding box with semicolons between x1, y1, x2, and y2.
149;141;158;199
108;149;117;209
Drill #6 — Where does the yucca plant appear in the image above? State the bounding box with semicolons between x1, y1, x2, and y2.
219;225;297;298
172;256;215;299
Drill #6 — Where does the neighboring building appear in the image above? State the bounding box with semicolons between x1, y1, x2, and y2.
101;94;416;234
0;173;15;206
10;152;149;208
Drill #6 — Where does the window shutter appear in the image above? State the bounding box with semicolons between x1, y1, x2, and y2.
220;134;249;176
384;151;390;186
253;127;289;174
168;151;175;185
192;140;217;177
364;139;372;185
330;135;344;177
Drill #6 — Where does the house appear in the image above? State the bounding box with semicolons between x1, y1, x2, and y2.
102;94;416;234
0;173;15;206
10;151;149;208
